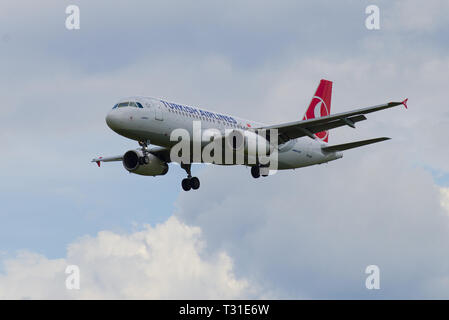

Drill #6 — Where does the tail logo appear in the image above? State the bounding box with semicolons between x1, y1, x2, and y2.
313;96;330;118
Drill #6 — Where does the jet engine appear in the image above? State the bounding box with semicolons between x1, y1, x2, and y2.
122;150;169;176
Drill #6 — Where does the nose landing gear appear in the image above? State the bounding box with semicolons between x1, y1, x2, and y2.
180;163;200;191
138;140;151;164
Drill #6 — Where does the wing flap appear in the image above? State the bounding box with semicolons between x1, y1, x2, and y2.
321;137;391;153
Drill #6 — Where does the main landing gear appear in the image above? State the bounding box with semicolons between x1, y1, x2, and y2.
180;163;200;191
251;165;269;178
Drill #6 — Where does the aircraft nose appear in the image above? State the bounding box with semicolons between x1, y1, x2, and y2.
105;111;122;130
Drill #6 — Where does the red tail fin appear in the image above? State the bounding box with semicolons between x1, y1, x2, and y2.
302;79;333;143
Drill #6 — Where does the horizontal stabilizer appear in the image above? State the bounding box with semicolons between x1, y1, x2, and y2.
321;137;391;153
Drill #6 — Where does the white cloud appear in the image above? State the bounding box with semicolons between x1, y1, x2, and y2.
440;188;449;215
0;217;256;299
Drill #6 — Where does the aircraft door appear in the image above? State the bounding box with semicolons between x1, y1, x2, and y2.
154;101;164;121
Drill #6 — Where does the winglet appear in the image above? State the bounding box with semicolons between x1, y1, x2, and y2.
401;98;408;109
96;156;103;167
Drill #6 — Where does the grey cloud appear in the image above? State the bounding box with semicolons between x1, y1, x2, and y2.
175;148;449;298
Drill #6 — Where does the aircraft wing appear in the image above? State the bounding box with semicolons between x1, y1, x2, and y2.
258;99;407;144
91;146;171;167
148;146;172;163
91;155;123;167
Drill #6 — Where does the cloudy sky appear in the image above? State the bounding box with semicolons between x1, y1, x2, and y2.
1;0;449;299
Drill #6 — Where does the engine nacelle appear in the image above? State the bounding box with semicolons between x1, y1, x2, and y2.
225;130;274;156
122;150;169;176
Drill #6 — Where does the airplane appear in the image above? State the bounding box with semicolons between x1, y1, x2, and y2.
92;79;407;191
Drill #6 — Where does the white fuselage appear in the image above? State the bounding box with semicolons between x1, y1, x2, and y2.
105;96;342;170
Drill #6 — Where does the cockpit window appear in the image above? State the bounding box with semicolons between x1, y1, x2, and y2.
117;102;129;108
115;101;144;109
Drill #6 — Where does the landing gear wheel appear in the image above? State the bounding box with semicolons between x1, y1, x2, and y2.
251;166;260;178
182;178;192;191
180;163;200;191
261;167;269;177
190;177;200;190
